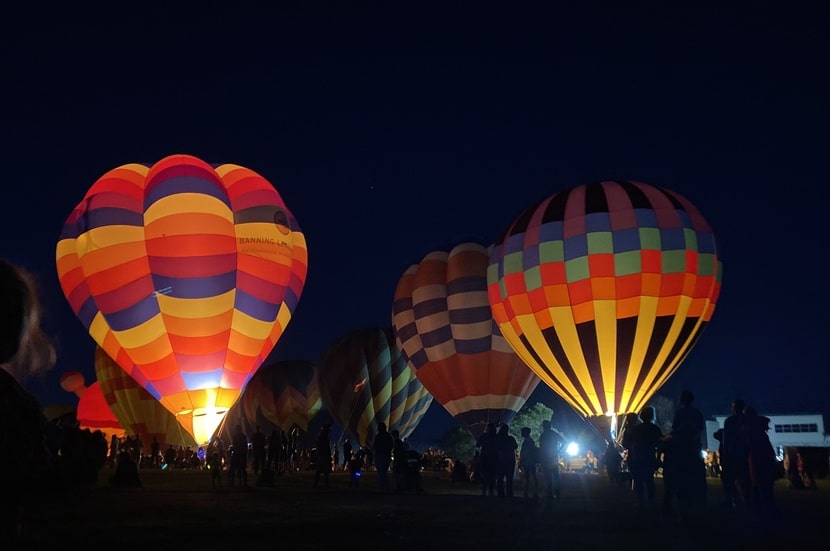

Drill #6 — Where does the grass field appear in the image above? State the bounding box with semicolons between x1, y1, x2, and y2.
17;468;829;550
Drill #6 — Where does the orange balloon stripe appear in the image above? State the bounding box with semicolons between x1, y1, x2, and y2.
167;332;231;355
84;245;150;284
161;309;233;335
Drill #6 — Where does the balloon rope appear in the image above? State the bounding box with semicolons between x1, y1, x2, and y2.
212;410;230;445
338;382;366;448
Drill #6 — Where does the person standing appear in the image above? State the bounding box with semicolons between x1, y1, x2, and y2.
662;389;706;520
150;436;161;468
476;422;499;496
313;424;332;488
538;419;564;499
372;422;394;492
250;425;267;475
720;398;750;507
744;407;780;522
624;406;663;508
495;423;518;497
266;428;281;472
391;429;407;491
518;427;539;499
230;424;248;487
342;438;353;471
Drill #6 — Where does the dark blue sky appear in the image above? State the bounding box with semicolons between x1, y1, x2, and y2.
2;4;827;444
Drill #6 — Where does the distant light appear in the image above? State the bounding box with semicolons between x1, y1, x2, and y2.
566;442;579;457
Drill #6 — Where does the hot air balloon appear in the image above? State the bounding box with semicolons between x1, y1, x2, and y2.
392;242;540;439
55;154;308;444
60;370;87;397
75;381;126;442
318;327;433;447
94;346;197;450
215;359;323;443
487;180;722;435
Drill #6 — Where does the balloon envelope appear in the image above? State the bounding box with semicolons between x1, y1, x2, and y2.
60;370;86;396
487;180;722;419
56;154;308;444
392;242;540;438
215;359;322;442
94;346;196;450
318;327;433;447
76;381;125;442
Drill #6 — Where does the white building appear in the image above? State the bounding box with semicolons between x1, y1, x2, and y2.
705;413;830;453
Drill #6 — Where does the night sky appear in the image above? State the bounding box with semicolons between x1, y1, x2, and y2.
3;4;827;444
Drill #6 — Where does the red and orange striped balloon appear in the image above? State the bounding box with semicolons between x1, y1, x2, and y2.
56;154;308;443
392;242;540;438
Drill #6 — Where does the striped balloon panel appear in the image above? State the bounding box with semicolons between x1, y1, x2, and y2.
487;181;722;418
55;154;308;443
318;327;433;447
392;242;540;439
95;346;196;450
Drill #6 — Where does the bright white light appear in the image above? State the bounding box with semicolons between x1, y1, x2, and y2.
190;406;228;446
566;442;579;457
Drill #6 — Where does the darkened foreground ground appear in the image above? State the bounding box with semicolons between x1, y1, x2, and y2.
17;469;829;550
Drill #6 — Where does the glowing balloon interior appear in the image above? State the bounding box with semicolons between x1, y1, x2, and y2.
95;346;197;450
488;181;722;419
56;154;308;444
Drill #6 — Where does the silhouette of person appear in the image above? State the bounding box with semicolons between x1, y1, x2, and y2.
209;451;223;488
313;424;332;488
267;428;282;472
150;436;161;468
495;423;518;497
230;424;248;487
623;406;662;508
372;421;394;492
348;449;365;487
744;407;780;522
164;443;177;469
720;398;750;507
391;429;407;491
476;422;499;496
469;449;482;484
250;425;267;474
1;258;56;543
662;389;706;521
109;450;142;487
342;438;353;471
519;426;539;499
601;439;623;486
620;411;642;479
538;419;564;499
